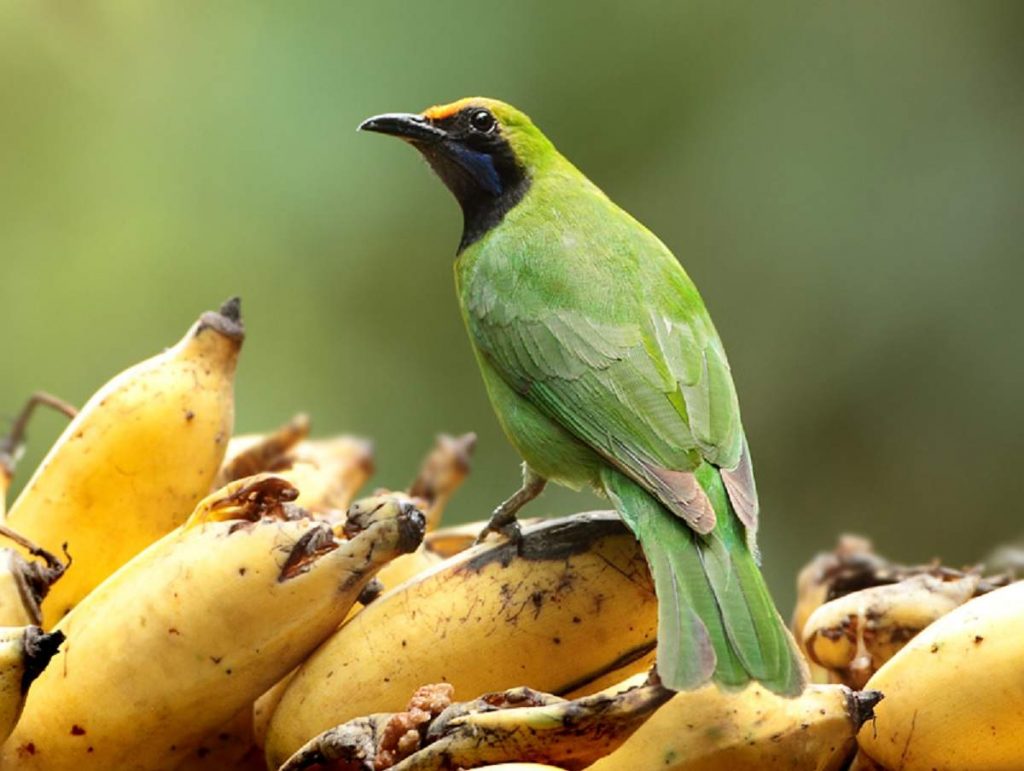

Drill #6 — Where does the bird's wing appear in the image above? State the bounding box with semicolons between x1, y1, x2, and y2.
467;288;758;534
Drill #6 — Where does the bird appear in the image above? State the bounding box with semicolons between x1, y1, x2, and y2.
359;97;805;695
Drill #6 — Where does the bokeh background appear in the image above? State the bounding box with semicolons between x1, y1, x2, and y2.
2;2;1021;609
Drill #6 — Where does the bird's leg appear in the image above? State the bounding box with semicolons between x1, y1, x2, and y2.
475;465;547;545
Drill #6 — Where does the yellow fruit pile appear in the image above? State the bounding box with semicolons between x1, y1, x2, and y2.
0;301;1017;771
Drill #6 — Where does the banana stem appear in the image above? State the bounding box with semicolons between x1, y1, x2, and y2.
0;391;79;477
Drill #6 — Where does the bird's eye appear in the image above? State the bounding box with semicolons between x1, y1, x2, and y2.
469;110;496;133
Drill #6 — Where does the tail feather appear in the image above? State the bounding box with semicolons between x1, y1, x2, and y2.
602;466;805;696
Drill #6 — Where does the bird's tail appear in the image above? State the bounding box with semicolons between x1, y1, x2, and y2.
601;464;805;696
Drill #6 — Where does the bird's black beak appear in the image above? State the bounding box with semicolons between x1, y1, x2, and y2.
358;113;445;143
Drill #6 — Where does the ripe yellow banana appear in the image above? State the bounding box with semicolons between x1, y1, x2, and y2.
0;626;63;745
0;475;425;770
803;572;979;688
0;397;72;626
589;675;880;771
264;512;659;767
857;580;1024;770
5;300;244;627
216;413;311;487
280;677;670;771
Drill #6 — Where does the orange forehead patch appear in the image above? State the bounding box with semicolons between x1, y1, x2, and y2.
422;98;483;121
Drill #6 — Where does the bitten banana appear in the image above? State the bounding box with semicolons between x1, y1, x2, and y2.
803;573;979;688
0;476;425;771
281;677;670;771
858;580;1024;771
5;300;244;626
589;676;880;771
0;626;63;744
264;512;659;767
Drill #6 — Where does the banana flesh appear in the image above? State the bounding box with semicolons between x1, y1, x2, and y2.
0;476;425;770
5;300;244;627
589;678;880;771
858;580;1024;770
263;512;659;767
803;572;979;688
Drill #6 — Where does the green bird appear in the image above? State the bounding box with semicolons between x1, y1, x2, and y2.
359;97;805;695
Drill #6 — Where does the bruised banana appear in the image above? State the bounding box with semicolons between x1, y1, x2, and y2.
0;476;425;771
250;438;480;755
858;580;1024;771
264;512;659;767
803;572;979;688
215;413;311;487
5;300;244;627
0;626;63;745
281;677;670;771
588;674;880;771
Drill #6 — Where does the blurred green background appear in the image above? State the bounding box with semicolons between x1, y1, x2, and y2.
2;2;1021;610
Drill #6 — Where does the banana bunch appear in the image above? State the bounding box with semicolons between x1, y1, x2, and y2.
0;475;426;770
263;512;659;767
4;299;244;627
280;675;671;771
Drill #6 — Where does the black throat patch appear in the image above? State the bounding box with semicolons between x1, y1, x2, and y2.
415;117;531;253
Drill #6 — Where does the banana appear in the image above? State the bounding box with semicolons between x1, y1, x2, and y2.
278;437;376;517
406;433;476;532
0;398;72;627
4;300;244;627
0;626;64;744
468;767;567;770
0;475;425;770
589;676;880;771
792;536;880;653
280;677;670;771
216;414;312;487
803;572;980;688
846;750;886;770
264;512;659;767
563;647;657;698
857;580;1024;771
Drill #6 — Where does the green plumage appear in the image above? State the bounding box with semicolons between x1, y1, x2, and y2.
369;97;805;695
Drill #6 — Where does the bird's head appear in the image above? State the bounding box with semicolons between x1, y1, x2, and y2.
359;97;553;250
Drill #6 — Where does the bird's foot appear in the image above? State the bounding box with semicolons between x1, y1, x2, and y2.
475;512;523;546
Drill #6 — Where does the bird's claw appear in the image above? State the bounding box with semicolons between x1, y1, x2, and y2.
475;513;523;547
